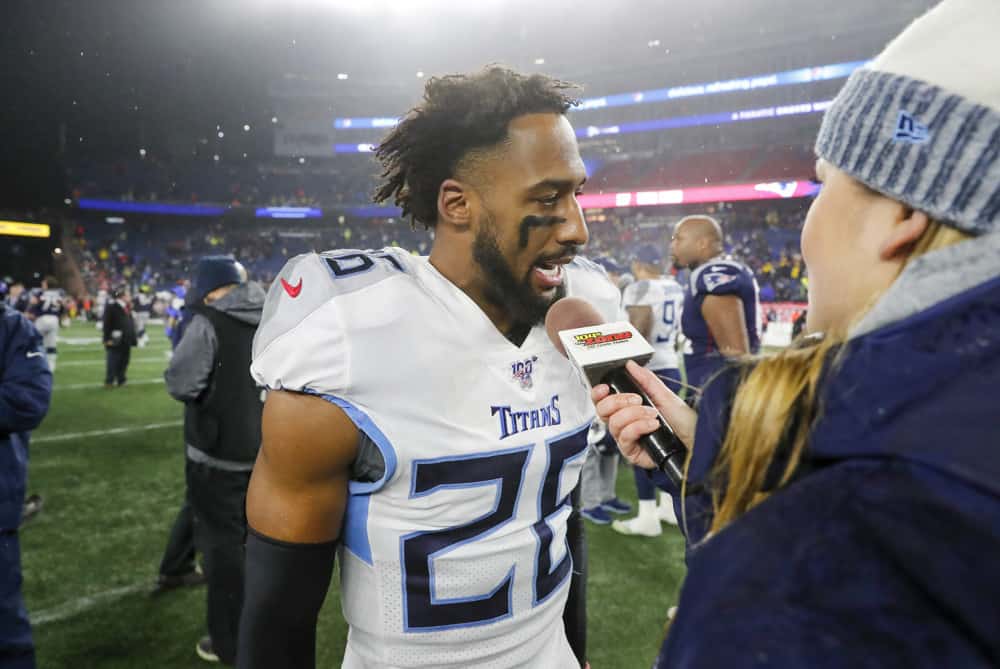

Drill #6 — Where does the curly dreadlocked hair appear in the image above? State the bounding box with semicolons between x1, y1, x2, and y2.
373;66;581;230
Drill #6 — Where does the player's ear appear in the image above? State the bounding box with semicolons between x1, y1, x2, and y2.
438;179;473;230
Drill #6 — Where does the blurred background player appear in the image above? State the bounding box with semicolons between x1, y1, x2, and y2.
164;283;191;354
164;255;264;665
132;286;154;348
578;256;638;526
612;244;684;537
670;215;761;394
0;298;53;669
27;276;65;372
102;287;137;388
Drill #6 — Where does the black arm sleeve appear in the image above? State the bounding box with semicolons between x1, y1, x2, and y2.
563;484;588;667
237;527;338;669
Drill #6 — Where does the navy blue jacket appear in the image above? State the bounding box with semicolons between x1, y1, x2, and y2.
0;304;52;531
659;274;1000;667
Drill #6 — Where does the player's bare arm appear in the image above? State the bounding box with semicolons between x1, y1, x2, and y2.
701;294;750;356
247;390;358;542
626;305;654;341
238;390;359;669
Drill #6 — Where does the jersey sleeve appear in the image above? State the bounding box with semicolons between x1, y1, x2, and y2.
251;252;352;396
251;248;411;396
692;262;747;298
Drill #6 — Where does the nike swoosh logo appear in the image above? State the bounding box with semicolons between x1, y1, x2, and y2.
27;351;44;358
280;277;303;298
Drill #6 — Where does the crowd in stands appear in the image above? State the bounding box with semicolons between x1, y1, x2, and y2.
67;199;809;309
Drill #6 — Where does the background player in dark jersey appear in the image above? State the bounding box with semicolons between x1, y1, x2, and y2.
670;215;760;394
28;276;65;371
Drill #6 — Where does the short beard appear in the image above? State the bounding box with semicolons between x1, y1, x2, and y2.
472;212;565;329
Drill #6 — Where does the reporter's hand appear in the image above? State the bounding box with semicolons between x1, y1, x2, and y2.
591;360;697;470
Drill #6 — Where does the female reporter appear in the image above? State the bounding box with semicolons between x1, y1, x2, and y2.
594;1;1000;666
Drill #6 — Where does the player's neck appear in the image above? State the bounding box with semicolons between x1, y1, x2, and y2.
695;251;725;267
428;242;519;337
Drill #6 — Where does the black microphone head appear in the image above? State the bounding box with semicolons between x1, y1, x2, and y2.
545;297;604;357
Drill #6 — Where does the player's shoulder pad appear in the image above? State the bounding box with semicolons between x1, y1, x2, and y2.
254;248;410;359
566;256;623;322
691;259;748;296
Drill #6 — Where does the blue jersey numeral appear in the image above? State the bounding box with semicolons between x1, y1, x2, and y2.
532;428;590;605
401;447;530;632
400;426;588;631
325;251;403;277
655;300;676;343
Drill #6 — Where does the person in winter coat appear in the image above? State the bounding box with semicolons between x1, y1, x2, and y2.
594;1;1000;666
0;302;52;669
164;256;266;665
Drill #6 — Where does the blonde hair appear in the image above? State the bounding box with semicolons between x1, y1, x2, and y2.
701;221;971;534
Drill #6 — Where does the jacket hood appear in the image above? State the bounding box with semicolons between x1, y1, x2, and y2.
207;282;266;325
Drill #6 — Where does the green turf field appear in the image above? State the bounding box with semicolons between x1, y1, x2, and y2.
22;320;687;668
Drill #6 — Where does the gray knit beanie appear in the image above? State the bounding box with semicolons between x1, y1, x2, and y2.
815;0;1000;235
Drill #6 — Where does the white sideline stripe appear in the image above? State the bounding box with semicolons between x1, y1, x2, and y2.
57;357;166;367
57;337;104;345
31;582;148;626
54;378;164;391
33;421;182;443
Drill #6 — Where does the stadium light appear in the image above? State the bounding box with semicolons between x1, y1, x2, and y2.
534;58;545;65
139;148;147;157
243;124;251;132
337;73;349;80
416;71;424;78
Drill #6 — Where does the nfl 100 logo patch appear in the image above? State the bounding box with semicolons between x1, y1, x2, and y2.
510;355;539;389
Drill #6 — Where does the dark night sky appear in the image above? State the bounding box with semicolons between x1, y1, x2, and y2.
0;0;937;209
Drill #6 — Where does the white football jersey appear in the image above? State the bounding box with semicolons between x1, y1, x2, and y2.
251;247;622;669
621;276;684;372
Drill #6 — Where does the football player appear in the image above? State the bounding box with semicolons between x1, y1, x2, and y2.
670;215;761;393
28;276;65;371
132;285;154;347
240;68;622;669
611;244;685;536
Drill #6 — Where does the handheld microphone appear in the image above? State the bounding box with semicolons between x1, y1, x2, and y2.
545;297;687;486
